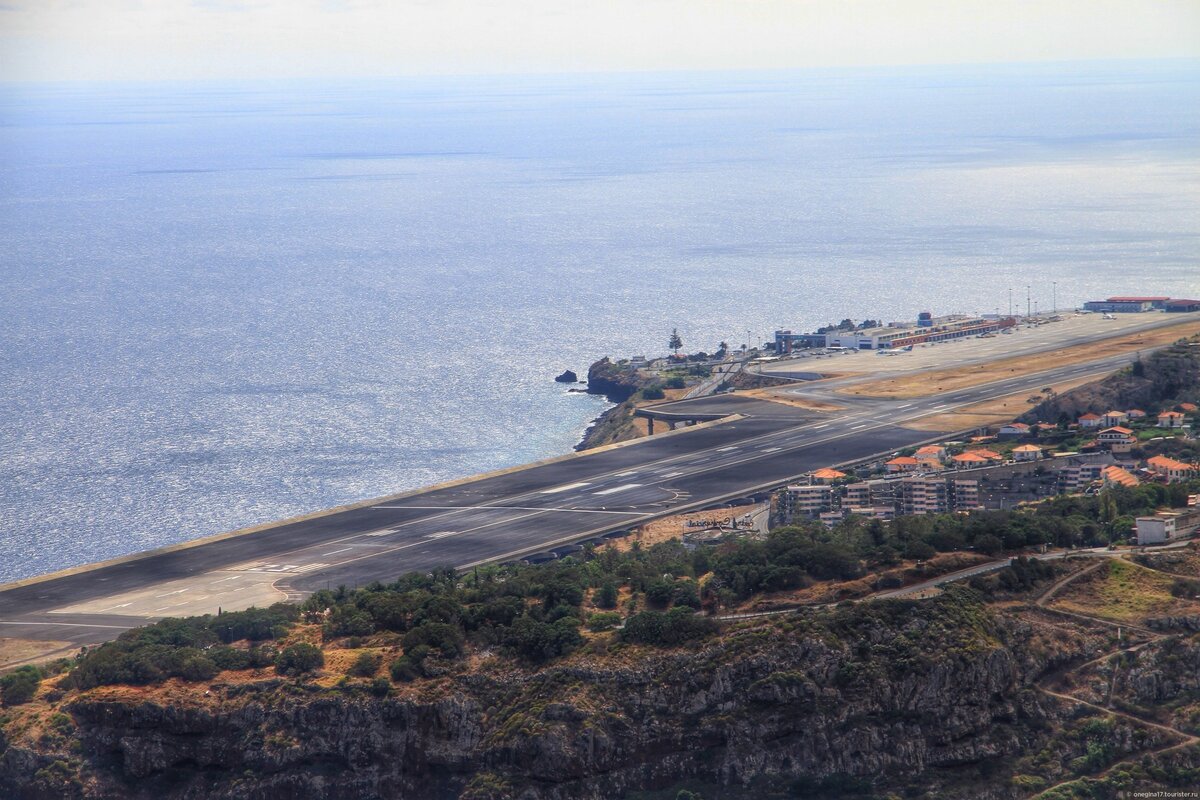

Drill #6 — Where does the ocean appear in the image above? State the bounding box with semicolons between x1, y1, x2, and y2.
1;61;1198;583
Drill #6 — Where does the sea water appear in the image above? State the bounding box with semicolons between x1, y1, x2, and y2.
1;61;1198;582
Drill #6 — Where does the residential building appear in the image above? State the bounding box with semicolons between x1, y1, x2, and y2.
1096;426;1136;453
1136;514;1176;545
1059;462;1109;493
997;422;1031;439
1127;409;1147;419
1102;465;1140;488
914;445;947;462
1102;410;1128;427
1158;411;1185;428
885;456;920;473
969;448;1005;462
1146;455;1196;483
842;480;894;510
1077;412;1103;428
898;476;949;515
952;479;982;510
1180;402;1199;413
786;485;835;519
1135;508;1200;545
810;467;847;484
1012;444;1042;462
951;452;991;468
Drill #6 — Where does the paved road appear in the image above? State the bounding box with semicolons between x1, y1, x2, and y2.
0;315;1194;664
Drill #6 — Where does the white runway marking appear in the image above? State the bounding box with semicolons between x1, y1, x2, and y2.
660;471;683;478
322;547;352;556
717;446;737;452
424;531;458;539
154;589;188;598
593;483;643;496
762;446;782;453
539;482;591;494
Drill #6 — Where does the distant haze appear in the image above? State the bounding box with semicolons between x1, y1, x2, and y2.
0;1;1199;83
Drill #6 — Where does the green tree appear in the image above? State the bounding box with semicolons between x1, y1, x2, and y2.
274;643;324;676
668;328;683;355
594;582;618;609
0;665;41;705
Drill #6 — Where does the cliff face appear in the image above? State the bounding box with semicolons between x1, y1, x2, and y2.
585;358;645;403
0;601;1107;800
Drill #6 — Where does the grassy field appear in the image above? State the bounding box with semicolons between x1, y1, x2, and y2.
1050;559;1200;625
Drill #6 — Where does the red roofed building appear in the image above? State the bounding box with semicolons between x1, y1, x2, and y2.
810;467;847;484
1179;402;1198;413
1077;412;1103;429
1102;410;1128;427
1159;411;1186;428
1097;426;1136;453
1102;465;1140;488
1146;455;1196;483
885;456;920;473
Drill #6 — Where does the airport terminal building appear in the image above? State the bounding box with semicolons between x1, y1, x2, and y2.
775;312;1016;352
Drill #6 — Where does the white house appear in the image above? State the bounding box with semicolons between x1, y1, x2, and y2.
1012;444;1042;462
1078;412;1103;428
1158;411;1185;429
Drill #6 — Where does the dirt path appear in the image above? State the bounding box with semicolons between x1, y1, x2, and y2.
1031;557;1200;798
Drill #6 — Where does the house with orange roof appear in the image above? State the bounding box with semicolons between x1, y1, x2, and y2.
1146;455;1196;483
967;448;1004;462
1101;465;1140;488
1158;411;1185;429
1012;444;1042;462
1097;426;1136;453
1077;412;1103;428
950;452;991;467
1127;409;1147;419
810;467;847;484
915;445;947;462
1180;402;1199;413
885;456;920;474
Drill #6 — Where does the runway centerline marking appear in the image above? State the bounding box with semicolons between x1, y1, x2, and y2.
371;505;642;516
539;482;591;494
592;484;643;496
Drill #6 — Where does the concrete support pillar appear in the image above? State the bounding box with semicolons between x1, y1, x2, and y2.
646;417;654;435
667;420;677;431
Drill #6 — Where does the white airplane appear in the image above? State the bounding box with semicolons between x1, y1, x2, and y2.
1103;313;1116;320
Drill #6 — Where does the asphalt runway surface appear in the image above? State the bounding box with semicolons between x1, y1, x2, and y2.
1;312;1196;665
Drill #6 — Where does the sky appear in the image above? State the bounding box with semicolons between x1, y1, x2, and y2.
1;0;1199;83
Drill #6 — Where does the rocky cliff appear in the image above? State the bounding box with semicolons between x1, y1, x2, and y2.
0;595;1114;800
585;358;646;403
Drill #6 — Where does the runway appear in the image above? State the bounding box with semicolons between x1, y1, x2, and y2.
1;312;1196;666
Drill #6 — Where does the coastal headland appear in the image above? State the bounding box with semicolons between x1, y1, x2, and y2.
1;308;1198;670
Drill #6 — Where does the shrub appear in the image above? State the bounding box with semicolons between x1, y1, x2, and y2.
641;386;665;400
208;646;252;672
665;376;686;389
587;612;622;632
503;615;583;662
322;605;375;639
209;604;298;643
594;582;618;609
975;534;1004;556
0;665;41;705
645;579;675;609
347;651;382;677
274;643;324;676
621;607;718;646
390;655;423;682
369;676;391;697
402;622;465;659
